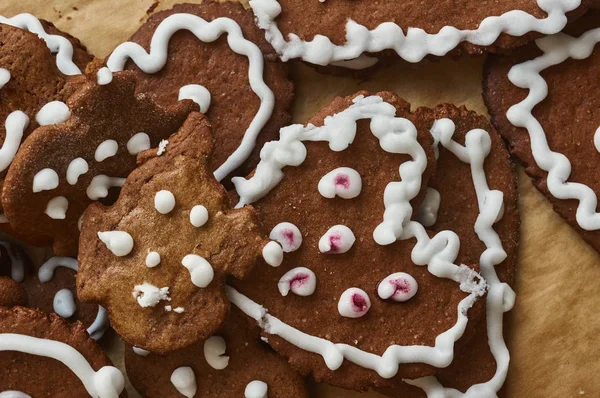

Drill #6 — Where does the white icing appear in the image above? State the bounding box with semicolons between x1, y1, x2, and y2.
173;307;184;313
203;335;230;370
157;139;169;155
132;283;171;307
277;267;316;297
33;168;59;192
36;101;71;126
179;84;211;113
154;190;176;214
269;222;302;252
94;140;119;162
0;14;81;75
145;251;161;268
126;132;151;155
189;205;209;227
377;272;418;302
337;287;371;318
415;187;441;227
0;392;31;398
53;288;76;318
106;12;275;182
262;241;283;267
0;333;124;397
87;306;110;341
249;0;581;66
97;67;113;85
506;28;600;231
98;231;134;256
0;111;28;172
318;225;355;254
244;380;268;398
318;167;362;199
133;346;150;356
170;367;197;398
0;242;25;282
45;196;68;219
182;254;214;288
66;157;89;185
86;175;126;200
0;68;10;89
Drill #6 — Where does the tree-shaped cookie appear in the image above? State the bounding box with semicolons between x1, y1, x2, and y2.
2;71;196;256
78;112;272;353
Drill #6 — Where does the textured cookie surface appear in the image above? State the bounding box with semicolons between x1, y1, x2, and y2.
112;1;293;180
78;112;270;353
2;71;195;256
484;10;600;253
228;92;497;391
0;306;126;397
125;308;308;397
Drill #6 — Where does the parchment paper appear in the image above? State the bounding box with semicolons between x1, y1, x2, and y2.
1;1;599;397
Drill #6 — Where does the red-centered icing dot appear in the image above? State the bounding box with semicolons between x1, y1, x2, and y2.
334;173;350;189
377;272;418;302
269;222;302;252
278;267;317;296
319;225;355;254
318;167;362;199
338;287;371;318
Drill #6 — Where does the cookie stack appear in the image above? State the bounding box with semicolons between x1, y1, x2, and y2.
0;0;597;397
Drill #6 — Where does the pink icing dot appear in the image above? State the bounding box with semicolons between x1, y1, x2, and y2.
328;233;342;253
278;267;317;297
338;287;371;318
392;278;411;294
377;272;418;302
334;173;350;189
290;273;309;288
318;225;355;254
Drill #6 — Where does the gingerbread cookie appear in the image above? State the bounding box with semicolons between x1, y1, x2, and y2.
483;10;600;253
124;307;308;397
2;71;196;256
247;0;595;68
78;112;277;354
227;92;501;391
103;1;293;181
0;306;125;397
0;277;27;308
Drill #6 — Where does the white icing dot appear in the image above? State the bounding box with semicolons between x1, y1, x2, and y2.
96;67;113;85
98;231;134;256
127;133;151;155
244;380;268;398
318;225;355;254
178;84;211;113
157;139;169;155
170;367;197;398
53;288;76;318
182;254;214;288
262;241;283;267
94;140;119;162
594;126;600;154
0;68;10;89
318;167;362;199
173;307;185;313
33;168;59;192
86;175;126;200
132;283;170;308
338;287;371;318
66;158;89;185
203;336;230;370
377;272;418;302
132;346;150;356
189;205;209;227
277;267;317;297
36;101;71;126
145;251;161;268
269;222;302;252
45;196;68;219
154;190;176;214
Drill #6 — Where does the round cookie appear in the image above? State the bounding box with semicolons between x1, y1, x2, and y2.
2;71;196;256
104;1;293;182
228;92;491;391
247;0;595;68
125;308;308;397
78;112;275;354
483;10;600;253
0;306;126;397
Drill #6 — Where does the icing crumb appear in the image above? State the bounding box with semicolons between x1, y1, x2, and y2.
132;283;170;307
157;139;169;155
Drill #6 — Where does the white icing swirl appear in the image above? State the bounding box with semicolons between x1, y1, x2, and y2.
203;335;230;370
0;111;28;172
182;254;214;288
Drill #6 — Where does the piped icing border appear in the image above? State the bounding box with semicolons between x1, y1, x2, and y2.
230;95;490;379
249;0;581;67
0;333;124;397
106;13;275;182
506;28;600;231
0;13;81;75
